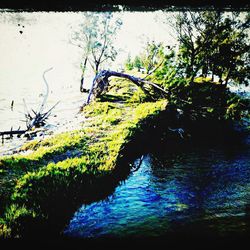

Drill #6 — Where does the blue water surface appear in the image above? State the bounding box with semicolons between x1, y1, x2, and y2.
64;137;250;238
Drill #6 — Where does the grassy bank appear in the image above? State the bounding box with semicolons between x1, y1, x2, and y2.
0;75;248;238
0;78;168;238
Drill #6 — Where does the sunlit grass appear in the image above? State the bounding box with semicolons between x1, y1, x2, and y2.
1;74;247;238
0;78;167;237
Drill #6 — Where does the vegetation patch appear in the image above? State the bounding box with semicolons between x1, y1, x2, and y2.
0;79;168;237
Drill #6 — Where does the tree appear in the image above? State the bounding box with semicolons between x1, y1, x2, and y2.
170;11;250;86
207;13;250;86
133;55;143;71
125;40;166;74
70;12;122;92
172;11;223;82
140;40;165;74
151;47;177;85
125;53;134;70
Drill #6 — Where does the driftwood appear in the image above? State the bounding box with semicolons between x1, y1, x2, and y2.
25;100;59;130
0;127;25;144
0;130;26;137
81;70;169;107
1;68;59;143
131;155;144;172
24;67;59;130
0;127;27;144
168;127;185;139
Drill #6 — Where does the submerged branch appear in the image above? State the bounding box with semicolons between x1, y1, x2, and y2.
1;68;59;143
25;67;58;130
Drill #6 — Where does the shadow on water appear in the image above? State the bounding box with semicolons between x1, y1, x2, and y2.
16;108;170;239
62;124;250;242
16;104;250;244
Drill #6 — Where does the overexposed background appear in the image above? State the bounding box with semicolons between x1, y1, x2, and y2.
0;11;176;131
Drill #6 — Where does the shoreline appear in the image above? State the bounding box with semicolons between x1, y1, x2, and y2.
0;78;169;237
0;77;249;238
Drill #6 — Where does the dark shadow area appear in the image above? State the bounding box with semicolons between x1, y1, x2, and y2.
97;93;132;102
62;112;250;241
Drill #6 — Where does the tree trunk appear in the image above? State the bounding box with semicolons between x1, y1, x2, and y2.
224;67;231;87
80;57;88;93
190;73;195;83
95;62;100;75
84;70;169;106
188;50;195;79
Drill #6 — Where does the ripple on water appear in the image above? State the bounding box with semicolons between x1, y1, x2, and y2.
64;139;250;238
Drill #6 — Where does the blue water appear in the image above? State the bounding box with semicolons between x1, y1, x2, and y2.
64;137;250;238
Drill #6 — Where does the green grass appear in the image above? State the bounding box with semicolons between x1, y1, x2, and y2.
1;74;246;238
0;78;167;238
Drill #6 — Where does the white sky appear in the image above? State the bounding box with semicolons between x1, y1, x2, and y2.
0;11;177;93
113;11;176;65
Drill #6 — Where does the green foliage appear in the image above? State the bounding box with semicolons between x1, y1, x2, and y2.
172;11;250;85
163;77;249;121
130;88;148;103
125;53;134;70
9;99;166;209
150;49;177;85
72;12;122;74
0;131;88;173
0;223;10;238
4;204;36;225
0;204;36;238
133;56;143;70
124;41;168;74
139;41;165;73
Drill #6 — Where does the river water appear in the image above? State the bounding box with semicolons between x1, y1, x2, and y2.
64;134;250;238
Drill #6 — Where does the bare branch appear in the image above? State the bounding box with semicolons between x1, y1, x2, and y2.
39;67;53;114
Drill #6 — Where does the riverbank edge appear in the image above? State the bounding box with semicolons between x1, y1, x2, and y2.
0;97;171;238
0;77;249;238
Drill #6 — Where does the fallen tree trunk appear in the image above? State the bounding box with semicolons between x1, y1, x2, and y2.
1;128;26;144
1;127;48;143
83;70;169;106
0;130;26;136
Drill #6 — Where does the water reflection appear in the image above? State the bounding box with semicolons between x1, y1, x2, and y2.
64;137;250;238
